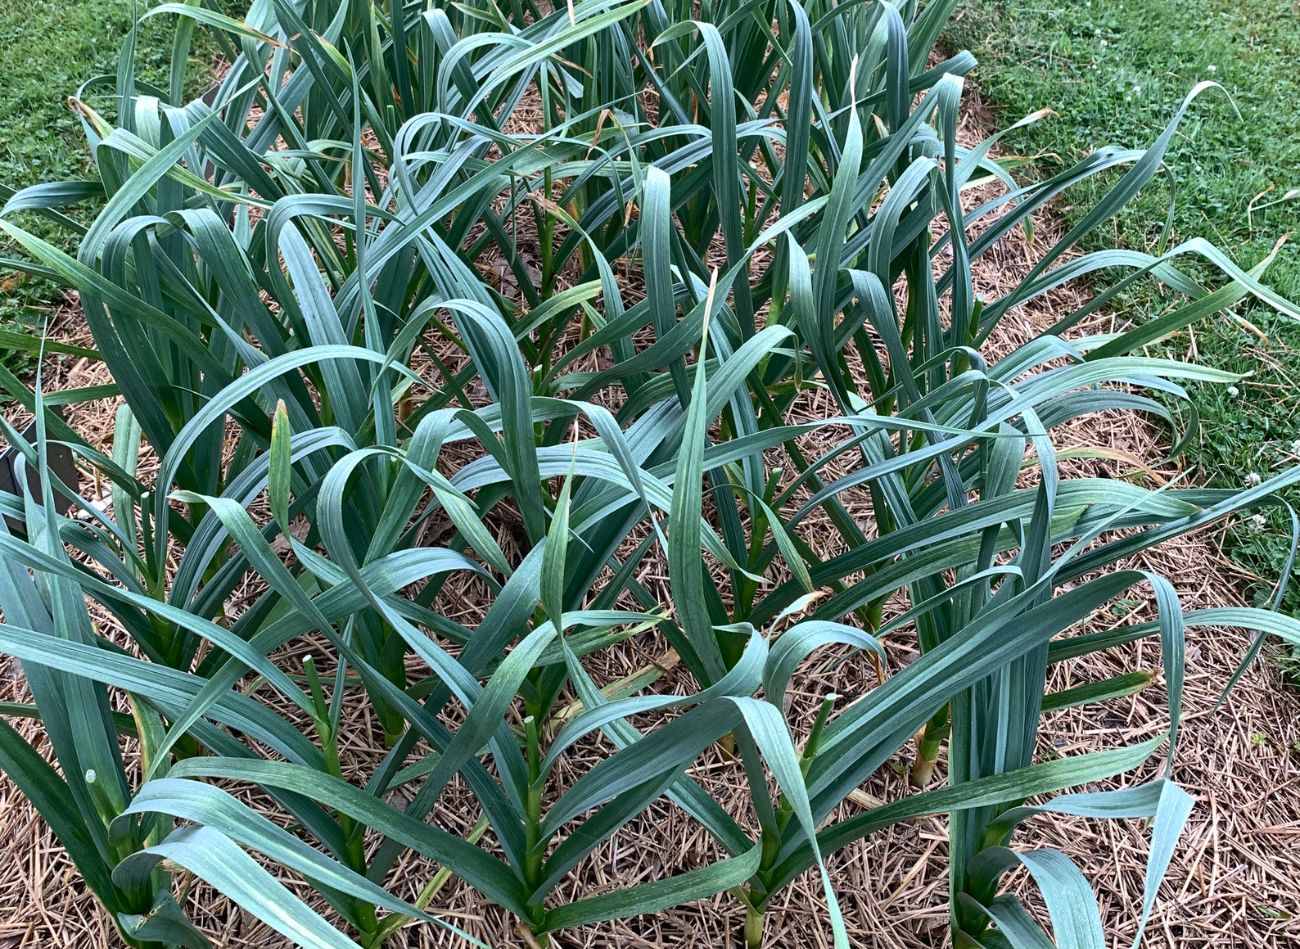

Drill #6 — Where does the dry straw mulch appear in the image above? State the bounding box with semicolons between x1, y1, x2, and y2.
3;95;1300;949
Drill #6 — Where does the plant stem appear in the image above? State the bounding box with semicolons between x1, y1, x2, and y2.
305;656;379;939
520;713;552;942
515;921;550;948
911;707;951;788
744;896;767;949
523;715;544;884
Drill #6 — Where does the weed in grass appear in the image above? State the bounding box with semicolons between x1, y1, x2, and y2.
945;0;1300;623
0;0;214;377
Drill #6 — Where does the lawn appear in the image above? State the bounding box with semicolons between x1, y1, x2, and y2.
0;0;200;374
947;0;1300;613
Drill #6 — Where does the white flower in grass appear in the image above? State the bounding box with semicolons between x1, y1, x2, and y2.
1249;513;1268;533
1207;64;1217;73
1290;438;1300;454
1227;385;1240;397
1246;472;1262;487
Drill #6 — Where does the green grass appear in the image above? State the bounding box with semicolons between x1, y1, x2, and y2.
946;0;1300;612
0;0;203;375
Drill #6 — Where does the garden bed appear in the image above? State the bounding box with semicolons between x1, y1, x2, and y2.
2;3;1300;947
4;91;1299;947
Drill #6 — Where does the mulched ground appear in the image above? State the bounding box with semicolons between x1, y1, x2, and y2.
1;91;1298;949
